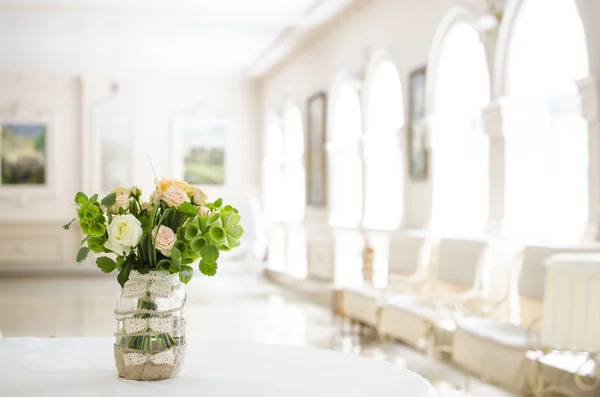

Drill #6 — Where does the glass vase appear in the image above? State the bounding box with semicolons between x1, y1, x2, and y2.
113;270;187;381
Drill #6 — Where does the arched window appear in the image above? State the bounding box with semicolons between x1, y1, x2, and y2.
503;0;589;242
261;112;284;223
327;76;363;228
430;21;490;235
362;56;404;230
281;103;306;224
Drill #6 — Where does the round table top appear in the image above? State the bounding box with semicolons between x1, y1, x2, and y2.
0;337;437;397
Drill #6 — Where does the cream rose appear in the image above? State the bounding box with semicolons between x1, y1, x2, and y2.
109;187;131;213
149;189;162;204
197;206;214;217
140;201;153;213
161;185;190;207
191;186;207;205
153;225;176;256
105;214;143;255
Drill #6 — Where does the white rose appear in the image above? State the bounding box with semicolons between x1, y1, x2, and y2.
192;186;208;205
153;225;176;256
162;186;190;207
105;214;143;255
197;206;214;217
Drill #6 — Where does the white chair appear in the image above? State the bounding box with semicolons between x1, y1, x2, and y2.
340;230;429;328
379;237;487;348
453;244;600;391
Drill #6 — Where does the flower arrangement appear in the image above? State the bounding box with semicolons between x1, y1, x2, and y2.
63;177;244;286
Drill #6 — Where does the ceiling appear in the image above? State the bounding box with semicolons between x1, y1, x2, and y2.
0;0;352;76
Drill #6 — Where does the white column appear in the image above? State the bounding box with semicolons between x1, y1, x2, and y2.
577;76;600;240
482;100;506;235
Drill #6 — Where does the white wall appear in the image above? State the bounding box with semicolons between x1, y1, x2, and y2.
261;0;489;228
259;0;600;230
0;72;260;274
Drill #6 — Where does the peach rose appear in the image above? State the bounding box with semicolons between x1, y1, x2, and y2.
153;225;176;256
110;187;131;213
155;177;189;193
149;190;162;204
161;185;190;208
140;201;153;213
191;186;207;205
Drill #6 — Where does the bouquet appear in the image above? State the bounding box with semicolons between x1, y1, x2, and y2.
64;177;244;285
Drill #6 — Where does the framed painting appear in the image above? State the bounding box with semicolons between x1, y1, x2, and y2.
306;92;327;207
408;65;428;181
1;123;46;185
182;125;226;185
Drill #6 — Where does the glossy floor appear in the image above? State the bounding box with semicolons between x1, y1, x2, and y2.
0;261;514;397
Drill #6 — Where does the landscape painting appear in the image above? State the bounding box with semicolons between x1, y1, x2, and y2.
183;125;225;185
1;123;46;185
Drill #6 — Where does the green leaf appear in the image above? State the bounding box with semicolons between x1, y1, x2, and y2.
232;208;239;214
199;259;217;276
170;246;182;260
177;202;198;218
157;259;172;271
75;192;88;204
96;256;117;273
227;225;244;239
214;198;223;208
200;244;219;263
76;247;90;263
223;205;233;212
63;218;76;230
116;256;125;271
173;241;188;257
101;192;117;207
117;257;133;287
182;257;194;265
207;212;222;227
218;245;231;251
209;225;227;244
89;223;106;237
179;265;194;284
89;194;98;203
185;223;199;240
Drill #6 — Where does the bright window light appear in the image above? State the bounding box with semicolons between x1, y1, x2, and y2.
503;0;589;242
431;22;490;235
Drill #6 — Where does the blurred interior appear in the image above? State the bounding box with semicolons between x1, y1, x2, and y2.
1;0;600;396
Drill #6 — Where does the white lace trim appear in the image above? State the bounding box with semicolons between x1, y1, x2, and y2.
123;349;175;367
148;317;172;333
123;317;172;334
123;270;179;299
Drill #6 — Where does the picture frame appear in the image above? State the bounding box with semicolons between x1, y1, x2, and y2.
306;92;327;207
408;65;428;181
0;104;56;207
171;108;228;187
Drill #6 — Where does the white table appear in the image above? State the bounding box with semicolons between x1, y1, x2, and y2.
0;338;437;397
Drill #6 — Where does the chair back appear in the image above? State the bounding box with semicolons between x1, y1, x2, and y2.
388;230;428;276
435;237;487;292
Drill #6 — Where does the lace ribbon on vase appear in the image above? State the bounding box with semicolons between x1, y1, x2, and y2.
123;349;176;366
122;270;180;299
